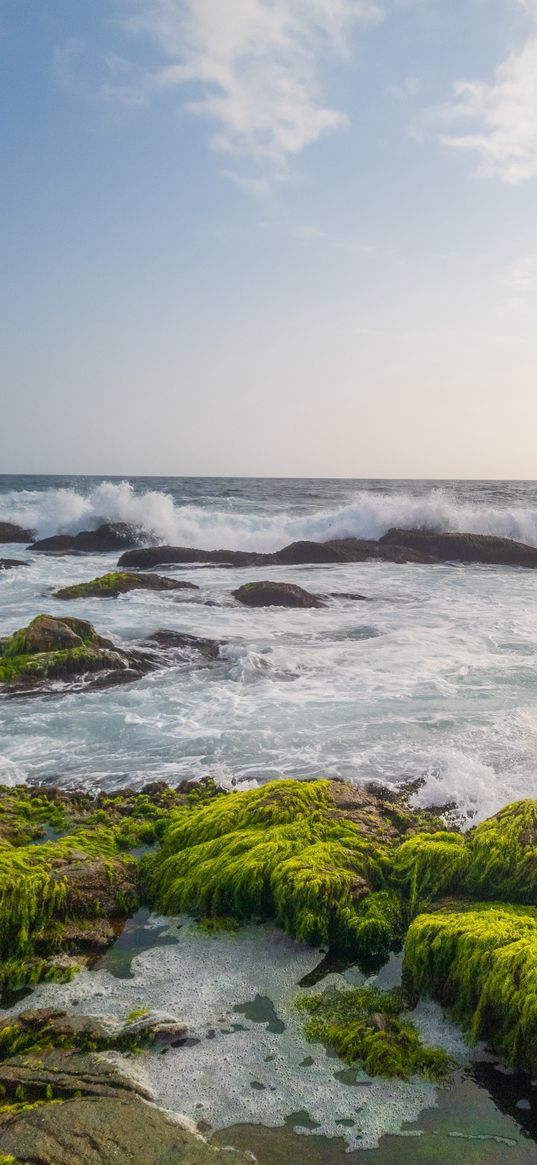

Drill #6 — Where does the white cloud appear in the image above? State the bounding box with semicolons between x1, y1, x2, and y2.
426;26;537;184
505;253;537;291
112;0;383;180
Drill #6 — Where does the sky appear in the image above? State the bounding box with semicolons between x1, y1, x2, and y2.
2;0;537;477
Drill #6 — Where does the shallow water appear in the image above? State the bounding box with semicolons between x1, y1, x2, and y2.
6;916;537;1161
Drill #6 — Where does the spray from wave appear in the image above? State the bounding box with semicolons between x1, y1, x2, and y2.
4;480;537;550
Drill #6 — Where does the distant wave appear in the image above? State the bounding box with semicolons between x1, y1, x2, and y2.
4;480;537;550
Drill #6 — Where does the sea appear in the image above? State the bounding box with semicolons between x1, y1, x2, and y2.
2;473;537;823
3;474;537;1161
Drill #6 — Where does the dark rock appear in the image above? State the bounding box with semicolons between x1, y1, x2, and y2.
0;520;35;542
327;592;369;601
379;528;537;567
32;522;149;554
232;581;325;608
118;544;260;569
143;629;221;659
0;558;27;570
271;540;346;564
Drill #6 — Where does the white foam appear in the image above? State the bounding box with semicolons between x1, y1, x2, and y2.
6;920;463;1151
5;480;537;549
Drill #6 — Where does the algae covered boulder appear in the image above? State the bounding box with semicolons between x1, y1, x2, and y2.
403;901;537;1077
53;571;199;600
0;614;153;693
144;778;444;964
232;581;325;608
464;799;537;903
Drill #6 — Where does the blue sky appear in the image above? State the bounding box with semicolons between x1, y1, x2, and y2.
2;0;537;477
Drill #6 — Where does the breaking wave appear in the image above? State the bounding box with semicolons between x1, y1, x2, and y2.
4;479;537;550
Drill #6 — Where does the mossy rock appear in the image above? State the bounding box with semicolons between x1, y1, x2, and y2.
0;615;152;691
143;778;437;962
464;800;537;902
53;572;198;600
403;900;537;1075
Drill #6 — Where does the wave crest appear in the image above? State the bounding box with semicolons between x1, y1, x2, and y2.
3;480;537;550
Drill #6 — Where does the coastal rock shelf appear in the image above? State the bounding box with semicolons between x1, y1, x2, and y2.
117;527;537;571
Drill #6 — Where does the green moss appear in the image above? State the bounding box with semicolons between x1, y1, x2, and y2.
464;800;537;902
0;646;122;686
403;901;537;1075
394;831;468;916
53;572;138;600
145;780;402;961
297;984;450;1082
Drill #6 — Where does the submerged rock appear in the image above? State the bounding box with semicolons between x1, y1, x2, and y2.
143;629;221;659
0;520;34;542
232;581;325;608
31;522;149;554
0;558;27;570
53;571;199;600
0;614;154;693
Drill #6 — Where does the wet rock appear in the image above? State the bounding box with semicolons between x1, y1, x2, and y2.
0;614;154;693
31;522;149;554
0;1091;250;1165
118;544;261;569
143;629;221;659
232;581;325;608
0;520;34;542
379;527;537;568
0;558;27;570
53;571;199;600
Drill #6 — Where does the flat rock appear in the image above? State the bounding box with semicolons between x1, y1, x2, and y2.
232;581;325;608
0;558;27;570
0;520;34;542
118;544;261;569
379;527;537;567
0;1092;251;1165
53;572;199;600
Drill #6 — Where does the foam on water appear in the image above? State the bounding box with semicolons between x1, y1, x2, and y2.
6;478;537;549
3;477;537;824
8;919;470;1151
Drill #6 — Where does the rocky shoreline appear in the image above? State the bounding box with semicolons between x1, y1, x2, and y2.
0;776;536;1162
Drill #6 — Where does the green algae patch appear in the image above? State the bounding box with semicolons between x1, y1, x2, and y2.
297;984;450;1082
464;800;537;903
403;901;537;1075
394;832;468;916
53;571;198;600
145;779;405;961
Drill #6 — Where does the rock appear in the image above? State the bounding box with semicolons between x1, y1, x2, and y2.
0;1048;154;1103
0;614;154;693
0;520;34;542
0;1091;250;1165
327;592;369;601
379;527;537;568
31;522;149;554
232;581;325;608
53;572;199;600
143;629;221;659
271;540;347;564
0;558;27;570
118;544;260;569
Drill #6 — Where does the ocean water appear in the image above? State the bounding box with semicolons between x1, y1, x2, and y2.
1;475;537;823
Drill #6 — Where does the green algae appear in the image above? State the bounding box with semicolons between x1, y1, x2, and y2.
53;572;143;600
144;780;403;961
403;901;537;1075
394;831;468;915
464;800;537;903
297;983;451;1082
